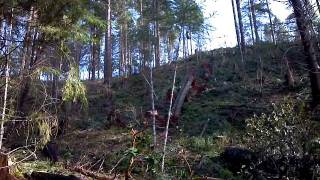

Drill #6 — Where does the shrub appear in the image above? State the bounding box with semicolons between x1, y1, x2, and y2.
245;98;312;158
244;98;320;178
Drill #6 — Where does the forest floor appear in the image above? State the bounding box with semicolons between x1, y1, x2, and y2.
13;43;319;179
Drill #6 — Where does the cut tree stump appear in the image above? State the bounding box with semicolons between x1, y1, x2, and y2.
0;152;18;180
0;152;9;180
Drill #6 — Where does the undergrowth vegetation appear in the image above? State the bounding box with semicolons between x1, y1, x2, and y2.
9;44;320;179
243;98;320;178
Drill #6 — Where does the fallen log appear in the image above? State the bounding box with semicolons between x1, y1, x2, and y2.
29;172;81;180
172;72;194;117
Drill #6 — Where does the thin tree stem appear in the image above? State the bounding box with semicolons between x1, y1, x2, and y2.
150;62;157;146
0;17;13;150
161;64;178;172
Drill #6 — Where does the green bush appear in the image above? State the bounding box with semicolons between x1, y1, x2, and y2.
244;98;313;158
243;98;320;178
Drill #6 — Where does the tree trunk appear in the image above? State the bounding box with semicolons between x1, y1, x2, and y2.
119;25;127;77
302;0;320;51
161;64;177;172
125;24;128;77
283;56;295;88
190;32;193;55
51;58;61;102
97;41;101;79
236;0;245;50
248;0;255;43
20;7;34;79
0;14;13;150
250;0;260;43
91;43;96;80
16;12;39;115
182;27;186;59
266;0;275;44
88;67;91;80
0;19;2;38
231;0;241;47
104;0;112;87
154;0;161;67
167;35;172;63
174;32;182;61
316;0;320;14
73;42;82;78
0;52;10;151
290;0;320;106
149;64;157;146
91;27;98;80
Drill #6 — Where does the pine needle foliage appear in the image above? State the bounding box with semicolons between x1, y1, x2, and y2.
29;111;58;148
62;64;88;108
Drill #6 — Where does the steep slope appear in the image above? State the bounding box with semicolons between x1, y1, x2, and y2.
15;43;315;179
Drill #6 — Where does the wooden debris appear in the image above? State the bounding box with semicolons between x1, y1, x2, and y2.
71;166;116;180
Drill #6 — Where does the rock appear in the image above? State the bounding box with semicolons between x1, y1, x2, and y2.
221;146;257;173
42;141;58;163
